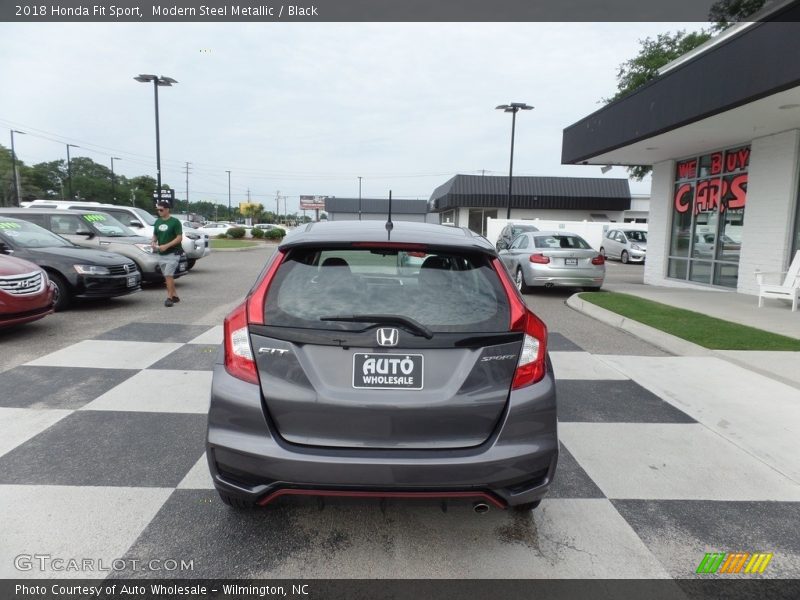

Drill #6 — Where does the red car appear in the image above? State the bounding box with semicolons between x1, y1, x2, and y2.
0;254;56;328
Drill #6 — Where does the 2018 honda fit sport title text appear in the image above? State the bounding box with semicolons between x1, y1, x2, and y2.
206;221;558;512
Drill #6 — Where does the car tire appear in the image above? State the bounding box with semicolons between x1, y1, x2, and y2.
584;285;602;291
599;246;606;258
187;258;196;270
512;499;542;512
47;271;71;311
515;267;531;294
217;490;255;509
621;250;630;264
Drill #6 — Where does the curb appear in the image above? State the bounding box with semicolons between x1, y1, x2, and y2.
566;293;800;391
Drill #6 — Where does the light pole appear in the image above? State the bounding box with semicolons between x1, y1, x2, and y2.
358;176;363;221
496;102;533;220
66;143;79;200
134;74;177;202
110;156;121;202
226;170;231;221
9;129;25;206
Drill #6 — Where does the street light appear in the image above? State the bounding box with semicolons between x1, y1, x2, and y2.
358;176;362;221
134;74;177;202
66;143;80;200
496;102;533;220
226;170;231;220
110;157;121;202
9;130;25;206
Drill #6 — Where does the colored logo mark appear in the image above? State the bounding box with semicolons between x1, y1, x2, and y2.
696;552;773;574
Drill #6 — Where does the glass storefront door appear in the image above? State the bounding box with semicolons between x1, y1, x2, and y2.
668;145;749;288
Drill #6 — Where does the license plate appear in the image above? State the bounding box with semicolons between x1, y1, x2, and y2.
565;258;578;266
352;353;423;390
179;262;187;272
126;275;137;287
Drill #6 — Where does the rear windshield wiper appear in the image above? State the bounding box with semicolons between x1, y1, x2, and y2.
320;314;433;339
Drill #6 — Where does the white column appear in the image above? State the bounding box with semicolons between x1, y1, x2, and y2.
644;160;675;286
738;129;800;295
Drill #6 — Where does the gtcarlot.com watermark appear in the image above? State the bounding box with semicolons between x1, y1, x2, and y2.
14;554;195;573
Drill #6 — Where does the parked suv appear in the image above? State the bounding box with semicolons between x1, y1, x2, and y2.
0;216;140;310
0;208;187;283
600;228;647;263
207;221;558;512
24;200;210;269
496;222;539;250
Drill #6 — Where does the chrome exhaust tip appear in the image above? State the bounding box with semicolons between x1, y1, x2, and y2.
473;502;490;514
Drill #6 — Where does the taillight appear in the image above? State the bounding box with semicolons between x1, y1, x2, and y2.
491;258;548;388
246;249;286;325
224;301;259;384
224;249;287;384
591;254;605;265
530;253;550;264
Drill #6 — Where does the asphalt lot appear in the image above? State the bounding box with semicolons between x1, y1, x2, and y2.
2;249;799;580
0;245;276;372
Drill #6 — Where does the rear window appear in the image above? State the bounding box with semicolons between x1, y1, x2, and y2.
264;247;510;333
533;234;591;250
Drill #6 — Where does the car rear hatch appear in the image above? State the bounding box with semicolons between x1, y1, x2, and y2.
229;243;547;450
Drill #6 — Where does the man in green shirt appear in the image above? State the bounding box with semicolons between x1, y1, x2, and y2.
151;201;183;307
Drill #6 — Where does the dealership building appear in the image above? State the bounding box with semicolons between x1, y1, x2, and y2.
428;174;634;237
562;3;800;295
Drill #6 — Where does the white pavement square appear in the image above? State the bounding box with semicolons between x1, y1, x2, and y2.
187;326;223;345
25;340;184;370
81;370;213;414
560;422;800;501
0;408;72;458
177;455;215;489
595;355;800;483
0;485;173;579
549;352;629;380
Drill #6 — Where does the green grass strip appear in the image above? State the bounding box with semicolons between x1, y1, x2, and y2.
210;239;260;249
580;292;800;351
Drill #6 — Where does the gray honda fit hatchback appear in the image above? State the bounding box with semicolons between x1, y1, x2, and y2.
206;221;558;511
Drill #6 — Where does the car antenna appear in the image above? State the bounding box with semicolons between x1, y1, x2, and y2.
386;190;393;240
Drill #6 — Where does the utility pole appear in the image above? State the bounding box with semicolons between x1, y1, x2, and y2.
111;157;121;203
358;176;362;221
10;130;25;206
184;162;191;214
283;195;288;226
226;170;231;221
66;144;79;200
275;190;280;225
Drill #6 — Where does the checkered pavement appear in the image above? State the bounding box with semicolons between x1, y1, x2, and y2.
1;324;799;580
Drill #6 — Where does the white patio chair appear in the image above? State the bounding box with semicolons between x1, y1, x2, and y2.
756;250;800;312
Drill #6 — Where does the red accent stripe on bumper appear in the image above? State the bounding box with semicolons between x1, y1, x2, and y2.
257;489;506;509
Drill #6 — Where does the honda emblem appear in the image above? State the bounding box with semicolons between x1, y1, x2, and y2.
376;328;399;347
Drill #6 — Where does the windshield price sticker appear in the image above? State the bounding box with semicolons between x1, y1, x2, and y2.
83;214;107;222
353;353;424;390
0;222;22;229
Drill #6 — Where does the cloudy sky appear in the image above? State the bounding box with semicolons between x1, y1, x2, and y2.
0;21;706;213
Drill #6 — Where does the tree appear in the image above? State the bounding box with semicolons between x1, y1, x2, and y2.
709;0;767;30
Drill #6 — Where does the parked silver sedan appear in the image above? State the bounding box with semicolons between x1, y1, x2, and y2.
499;231;605;292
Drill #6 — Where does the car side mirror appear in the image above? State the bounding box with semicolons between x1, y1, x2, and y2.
0;241;12;255
75;230;95;239
129;220;143;228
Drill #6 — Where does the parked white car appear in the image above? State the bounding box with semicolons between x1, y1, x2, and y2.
600;228;647;264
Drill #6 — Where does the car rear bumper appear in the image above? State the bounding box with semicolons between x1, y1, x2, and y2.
207;361;559;508
525;264;604;288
